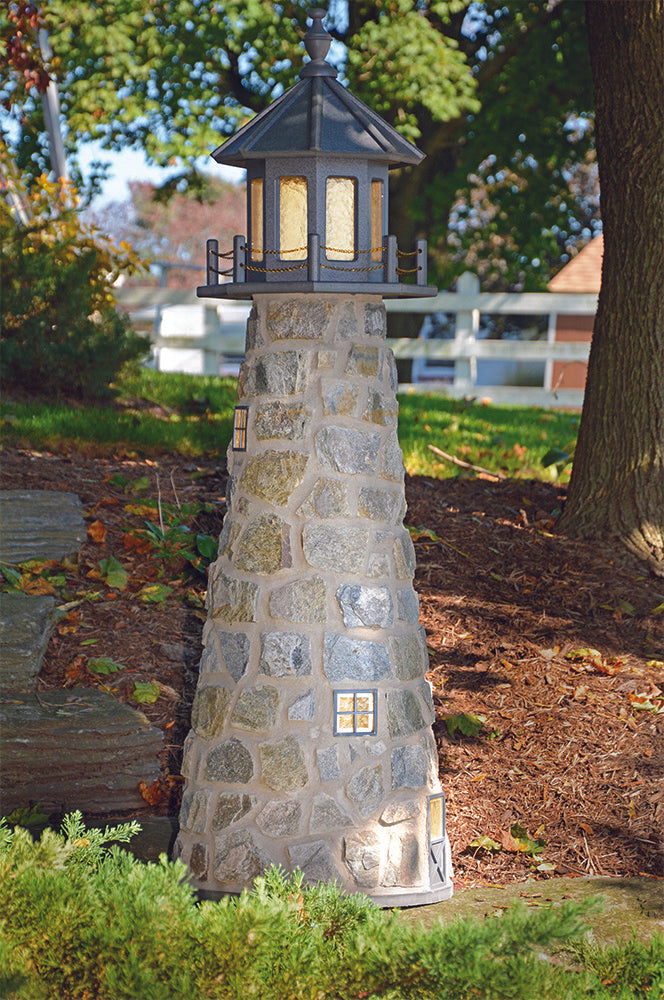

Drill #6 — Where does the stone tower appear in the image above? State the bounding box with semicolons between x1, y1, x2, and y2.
175;10;453;907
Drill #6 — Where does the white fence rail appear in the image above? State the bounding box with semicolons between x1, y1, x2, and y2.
116;272;597;409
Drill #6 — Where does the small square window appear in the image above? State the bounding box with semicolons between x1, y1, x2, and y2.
334;690;376;736
233;406;248;451
428;792;448;887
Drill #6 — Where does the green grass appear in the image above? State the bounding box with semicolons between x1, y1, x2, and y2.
397;390;579;481
1;368;579;481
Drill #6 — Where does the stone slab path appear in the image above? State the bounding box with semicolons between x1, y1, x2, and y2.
0;490;162;816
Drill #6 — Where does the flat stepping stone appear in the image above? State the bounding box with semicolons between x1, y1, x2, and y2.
0;490;86;564
0;689;162;815
0;593;56;694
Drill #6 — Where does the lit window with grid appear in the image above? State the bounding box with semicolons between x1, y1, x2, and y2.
428;793;448;886
232;406;248;451
333;690;376;735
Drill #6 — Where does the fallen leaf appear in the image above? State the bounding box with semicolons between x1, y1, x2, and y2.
566;647;603;666
138;779;168;806
87;520;108;545
139;583;173;604
469;835;502;852
99;555;129;591
87;656;126;676
629;692;664;713
132;681;161;704
579;822;594;836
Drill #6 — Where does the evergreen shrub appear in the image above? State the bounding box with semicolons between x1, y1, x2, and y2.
0;168;149;400
0;814;662;1000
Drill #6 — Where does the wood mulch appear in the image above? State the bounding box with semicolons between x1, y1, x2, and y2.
1;445;662;887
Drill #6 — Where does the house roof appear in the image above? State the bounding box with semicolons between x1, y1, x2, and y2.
547;234;604;293
211;11;424;168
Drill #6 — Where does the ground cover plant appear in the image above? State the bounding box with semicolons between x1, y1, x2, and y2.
1;813;662;1000
1;371;662;885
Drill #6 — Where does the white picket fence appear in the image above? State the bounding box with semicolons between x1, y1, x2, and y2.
116;271;597;409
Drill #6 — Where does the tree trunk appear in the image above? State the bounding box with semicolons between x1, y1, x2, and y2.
558;0;664;574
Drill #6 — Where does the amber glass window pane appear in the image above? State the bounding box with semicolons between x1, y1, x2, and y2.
280;176;307;260
250;178;264;258
326;177;355;260
430;795;444;842
371;180;383;262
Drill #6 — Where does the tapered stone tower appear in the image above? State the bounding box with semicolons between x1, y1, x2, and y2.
175;9;453;906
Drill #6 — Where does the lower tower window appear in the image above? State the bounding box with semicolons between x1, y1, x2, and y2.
232;406;248;451
334;690;376;735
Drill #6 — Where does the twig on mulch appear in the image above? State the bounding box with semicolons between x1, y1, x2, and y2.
428;443;507;481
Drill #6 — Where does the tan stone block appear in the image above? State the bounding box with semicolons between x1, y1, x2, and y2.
239;450;308;507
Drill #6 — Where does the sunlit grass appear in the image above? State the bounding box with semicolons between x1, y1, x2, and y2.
1;369;579;481
397;390;579;482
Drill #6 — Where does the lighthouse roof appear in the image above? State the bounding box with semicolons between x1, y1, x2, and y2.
211;10;424;168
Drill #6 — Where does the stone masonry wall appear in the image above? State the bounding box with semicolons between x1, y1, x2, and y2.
175;294;452;903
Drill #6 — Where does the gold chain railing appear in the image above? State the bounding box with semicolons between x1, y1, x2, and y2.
206;240;425;280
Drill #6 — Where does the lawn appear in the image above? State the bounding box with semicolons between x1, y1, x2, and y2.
0;368;578;482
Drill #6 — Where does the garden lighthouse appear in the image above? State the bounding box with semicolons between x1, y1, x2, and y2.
175;8;453;906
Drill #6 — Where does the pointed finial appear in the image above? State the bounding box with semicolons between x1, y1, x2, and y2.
300;8;337;77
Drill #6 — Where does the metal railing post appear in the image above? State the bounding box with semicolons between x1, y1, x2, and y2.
206;239;219;286
416;239;427;286
385;235;397;284
233;235;246;284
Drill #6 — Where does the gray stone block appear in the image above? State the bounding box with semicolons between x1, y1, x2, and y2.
287;839;340;884
346;765;384;818
234;514;290;574
296;479;350;518
269;577;327;624
209;571;258;623
204;739;254;783
380;799;420;825
396;589;420;623
345;345;380;377
391;745;427;789
191;685;231;739
211;792;254;831
260;632;312;677
358;487;401;522
231;685;279;732
0;593;55;693
390;630;428;681
302;524;368;573
336;301;360;340
288;690;315;721
317;746;341;782
259;736;307;791
256;799;302;837
220;631;251;682
387;690;427;738
362;389;397;426
0;689;162;814
180;789;210;834
336;584;393;628
323;634;391;682
310;793;352;832
266;299;333;340
364;303;386;337
255;401;311;440
315;427;381;475
393;531;416;579
322;379;359;416
0;490;85;564
238;350;308;397
214;830;267;882
238;450;309;507
344;831;381;887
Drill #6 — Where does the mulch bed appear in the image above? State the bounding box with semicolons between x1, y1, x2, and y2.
2;444;662;886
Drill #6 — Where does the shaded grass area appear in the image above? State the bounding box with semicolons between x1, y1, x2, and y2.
1;368;579;482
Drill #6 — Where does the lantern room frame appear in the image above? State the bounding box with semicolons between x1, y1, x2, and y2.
197;9;436;300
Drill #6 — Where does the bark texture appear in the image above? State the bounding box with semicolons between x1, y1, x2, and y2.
559;0;664;574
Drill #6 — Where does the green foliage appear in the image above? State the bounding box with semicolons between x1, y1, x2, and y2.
0;166;149;399
443;712;488;738
1;814;661;1000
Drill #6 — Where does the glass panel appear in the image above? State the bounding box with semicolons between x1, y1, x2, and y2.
337;694;354;713
356;694;372;712
250;178;264;258
280;176;307;260
337;714;354;732
232;407;248;451
356;713;372;732
430;795;444;842
326;177;355;260
371;180;383;262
